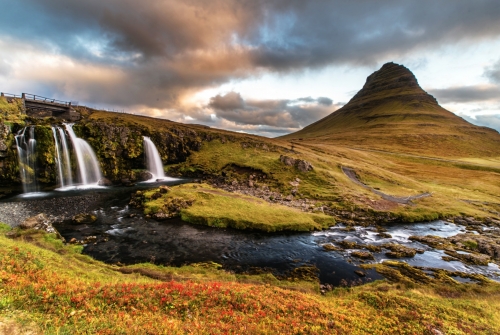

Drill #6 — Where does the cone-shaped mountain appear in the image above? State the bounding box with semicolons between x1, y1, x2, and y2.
283;62;500;157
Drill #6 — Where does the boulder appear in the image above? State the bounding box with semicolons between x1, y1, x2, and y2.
72;213;97;225
296;160;313;172
97;178;113;186
138;171;153;181
351;251;375;260
159;185;170;194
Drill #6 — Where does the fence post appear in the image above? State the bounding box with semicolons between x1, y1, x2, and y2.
22;93;26;99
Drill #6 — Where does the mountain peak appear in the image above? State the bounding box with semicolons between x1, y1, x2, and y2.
349;62;437;106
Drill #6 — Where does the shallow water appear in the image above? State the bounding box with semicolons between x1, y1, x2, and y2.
5;181;499;285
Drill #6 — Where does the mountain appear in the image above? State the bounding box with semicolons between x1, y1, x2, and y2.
283;62;500;157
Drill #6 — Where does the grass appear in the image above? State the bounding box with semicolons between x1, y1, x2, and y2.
0;97;25;124
142;183;335;231
2;225;500;334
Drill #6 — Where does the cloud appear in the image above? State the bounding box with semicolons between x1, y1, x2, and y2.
428;85;500;103
208;92;338;128
459;114;500;133
1;0;500;112
484;60;500;84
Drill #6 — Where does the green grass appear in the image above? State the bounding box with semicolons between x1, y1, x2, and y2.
143;183;335;231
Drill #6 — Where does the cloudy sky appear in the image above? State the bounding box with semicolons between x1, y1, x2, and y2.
1;0;500;136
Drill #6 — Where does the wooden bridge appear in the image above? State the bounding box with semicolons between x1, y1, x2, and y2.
1;92;80;121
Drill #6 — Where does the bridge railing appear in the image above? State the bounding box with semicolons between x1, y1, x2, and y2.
22;93;71;106
0;92;22;98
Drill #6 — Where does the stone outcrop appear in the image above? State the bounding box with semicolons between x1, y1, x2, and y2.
279;155;313;172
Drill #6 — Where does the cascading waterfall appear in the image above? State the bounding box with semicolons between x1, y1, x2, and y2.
15;126;39;193
65;124;102;186
51;126;73;187
143;136;177;182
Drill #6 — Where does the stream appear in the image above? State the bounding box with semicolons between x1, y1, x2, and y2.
3;180;500;286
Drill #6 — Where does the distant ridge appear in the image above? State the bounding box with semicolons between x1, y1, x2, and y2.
283;62;500;157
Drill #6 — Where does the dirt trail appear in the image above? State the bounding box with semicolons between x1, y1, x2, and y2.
341;166;431;204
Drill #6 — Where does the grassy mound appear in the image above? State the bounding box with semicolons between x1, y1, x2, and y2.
141;183;335;231
2;224;500;334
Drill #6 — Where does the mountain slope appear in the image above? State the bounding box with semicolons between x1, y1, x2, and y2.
283;62;500;157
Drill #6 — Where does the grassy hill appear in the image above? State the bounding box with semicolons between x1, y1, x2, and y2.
282;62;500;158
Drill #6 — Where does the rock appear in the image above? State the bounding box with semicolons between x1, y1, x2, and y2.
72;213;97;225
279;155;296;166
354;270;366;277
365;244;382;252
323;244;339;251
444;250;490;266
248;180;254;187
376;232;392;238
150;192;162;200
284;195;293;202
138;171;153;181
382;243;418;258
97;178;113;186
69;237;77;244
121;178;134;186
338;240;360;249
296;160;313;172
19;213;61;237
20;213;51;230
351;251;374;260
159;185;170;194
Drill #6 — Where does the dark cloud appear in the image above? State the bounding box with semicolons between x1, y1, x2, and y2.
428;86;500;103
460;114;500;133
208;92;338;128
0;0;499;110
485;60;500;84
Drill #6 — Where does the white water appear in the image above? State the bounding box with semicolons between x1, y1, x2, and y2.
15;127;39;193
58;127;73;186
65;124;102;186
143;136;166;180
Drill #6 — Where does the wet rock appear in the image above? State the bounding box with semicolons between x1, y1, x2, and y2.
121;178;134;186
376;232;392;238
338;240;360;249
351;251;374;260
382;243;419;258
72;213;97;225
443;250;490;266
365;244;382;253
138;171;153;181
354;270;366;277
97;178;113;186
408;235;449;248
323;244;340;251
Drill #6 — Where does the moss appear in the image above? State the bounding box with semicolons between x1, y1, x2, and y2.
141;183;335;232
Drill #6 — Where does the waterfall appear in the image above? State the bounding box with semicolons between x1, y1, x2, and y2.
51;126;73;187
65;124;102;186
143;136;178;181
15;126;39;193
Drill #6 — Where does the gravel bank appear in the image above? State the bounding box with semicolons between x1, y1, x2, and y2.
0;192;112;227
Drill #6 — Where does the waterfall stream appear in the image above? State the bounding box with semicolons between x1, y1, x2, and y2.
143;136;165;180
65;124;102;186
51;126;73;187
15;127;39;193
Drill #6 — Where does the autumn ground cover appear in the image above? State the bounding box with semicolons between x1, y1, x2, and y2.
2;224;500;334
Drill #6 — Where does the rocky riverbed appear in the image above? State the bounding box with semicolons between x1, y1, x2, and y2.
0;192;112;227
